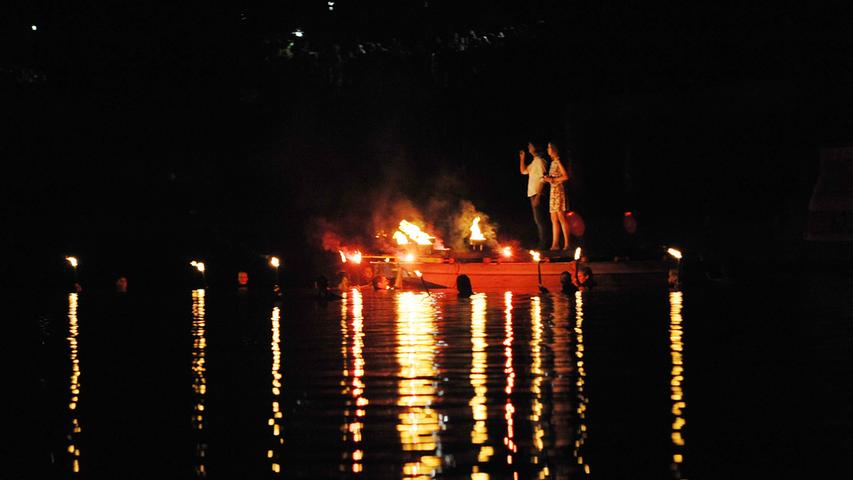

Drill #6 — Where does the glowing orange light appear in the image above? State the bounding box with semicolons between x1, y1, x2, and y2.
414;270;423;278
574;247;582;261
404;253;415;263
502;246;513;258
398;220;434;245
190;261;205;273
66;256;78;268
269;256;280;268
667;248;683;260
351;251;362;264
339;251;347;263
470;216;486;242
393;231;409;245
529;250;541;262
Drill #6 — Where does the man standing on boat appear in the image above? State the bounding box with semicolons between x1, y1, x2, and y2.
520;142;548;249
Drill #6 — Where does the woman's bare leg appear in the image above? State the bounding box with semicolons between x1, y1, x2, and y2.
550;212;560;250
558;212;571;250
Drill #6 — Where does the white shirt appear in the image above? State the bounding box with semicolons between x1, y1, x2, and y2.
525;155;547;197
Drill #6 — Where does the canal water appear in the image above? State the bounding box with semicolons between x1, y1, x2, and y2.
10;275;853;479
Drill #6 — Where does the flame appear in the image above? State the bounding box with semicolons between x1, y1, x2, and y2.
470;217;486;242
393;231;409;245
529;250;541;262
667;248;683;260
574;247;582;261
270;256;280;268
66;256;78;268
398;220;434;245
339;250;363;264
190;261;205;273
404;253;416;263
414;270;423;278
502;246;513;258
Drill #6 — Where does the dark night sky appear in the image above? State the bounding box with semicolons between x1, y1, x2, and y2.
4;1;853;286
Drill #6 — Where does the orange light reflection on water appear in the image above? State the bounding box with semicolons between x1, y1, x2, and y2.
342;289;367;474
669;291;687;478
503;292;517;474
190;289;207;477
469;293;491;472
574;291;591;475
530;295;547;474
66;293;82;474
396;292;441;479
267;303;283;474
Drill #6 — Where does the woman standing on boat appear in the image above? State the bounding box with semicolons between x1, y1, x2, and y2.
545;141;571;250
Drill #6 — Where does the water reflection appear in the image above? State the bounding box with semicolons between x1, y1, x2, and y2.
503;292;517;474
190;289;207;477
268;303;284;474
66;293;82;474
342;289;367;474
469;293;492;476
573;291;591;475
669;291;687;478
396;292;442;479
529;296;547;477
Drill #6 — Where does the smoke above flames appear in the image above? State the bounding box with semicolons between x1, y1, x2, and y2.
310;195;501;255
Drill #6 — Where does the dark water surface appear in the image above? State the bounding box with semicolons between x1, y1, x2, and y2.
11;275;853;479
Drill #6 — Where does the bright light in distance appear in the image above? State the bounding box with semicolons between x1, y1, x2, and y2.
293;29;304;38
667;248;683;260
502;246;513;258
31;25;38;31
404;253;415;263
529;250;541;262
270;256;280;268
66;256;78;268
190;261;206;273
574;247;582;261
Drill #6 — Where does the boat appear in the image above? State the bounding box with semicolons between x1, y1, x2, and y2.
350;253;670;292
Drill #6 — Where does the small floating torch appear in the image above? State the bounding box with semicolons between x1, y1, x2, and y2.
190;260;207;287
529;250;548;293
414;269;430;296
269;256;281;293
66;256;81;292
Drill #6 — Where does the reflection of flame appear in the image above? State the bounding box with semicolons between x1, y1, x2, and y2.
470;294;490;459
67;293;82;473
503;292;517;471
268;305;283;474
574;291;592;475
669;291;687;477
398;220;434;246
191;289;207;477
469;217;486;243
529;250;541;262
396;292;441;479
342;289;367;474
